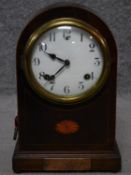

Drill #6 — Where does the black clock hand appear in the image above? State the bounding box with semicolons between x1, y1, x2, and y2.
41;42;67;63
43;65;65;81
43;59;70;81
54;64;66;77
53;59;70;79
45;52;66;64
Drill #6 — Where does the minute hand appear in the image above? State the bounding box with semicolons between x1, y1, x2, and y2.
53;59;70;78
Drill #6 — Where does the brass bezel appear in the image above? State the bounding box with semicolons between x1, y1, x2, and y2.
24;18;110;104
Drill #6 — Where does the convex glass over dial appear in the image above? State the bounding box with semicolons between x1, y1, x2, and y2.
24;19;110;103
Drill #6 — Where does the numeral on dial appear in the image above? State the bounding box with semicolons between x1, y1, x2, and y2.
32;57;40;65
39;42;47;52
50;81;55;91
80;33;83;42
63;30;71;40
39;72;45;80
94;57;101;66
89;43;95;52
64;85;70;95
78;82;84;90
91;72;94;80
49;32;55;41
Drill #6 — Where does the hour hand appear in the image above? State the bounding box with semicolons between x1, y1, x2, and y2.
45;52;65;63
40;42;66;63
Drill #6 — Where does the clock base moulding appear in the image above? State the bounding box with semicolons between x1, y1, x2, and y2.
12;140;121;172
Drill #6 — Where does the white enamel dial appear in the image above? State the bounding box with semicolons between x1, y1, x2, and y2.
30;25;104;97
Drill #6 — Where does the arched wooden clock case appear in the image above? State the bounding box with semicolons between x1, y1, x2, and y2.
12;3;121;172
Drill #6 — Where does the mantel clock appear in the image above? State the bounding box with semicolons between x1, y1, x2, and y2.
12;3;121;172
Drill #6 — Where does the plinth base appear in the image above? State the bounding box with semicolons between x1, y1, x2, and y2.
12;142;121;173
